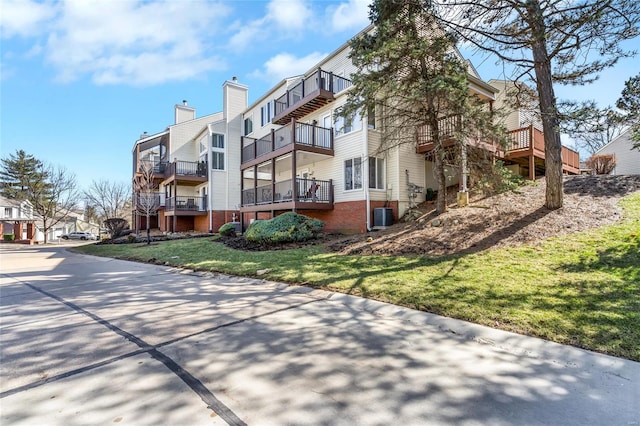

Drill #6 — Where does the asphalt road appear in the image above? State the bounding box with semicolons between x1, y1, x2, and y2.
1;244;638;425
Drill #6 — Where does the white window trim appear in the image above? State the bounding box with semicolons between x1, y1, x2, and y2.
244;114;254;136
211;133;225;171
368;157;385;190
335;110;362;137
344;157;363;191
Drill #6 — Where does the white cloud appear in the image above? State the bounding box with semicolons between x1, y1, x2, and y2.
251;51;327;83
0;0;57;38
229;0;313;50
328;0;371;32
267;0;312;31
3;0;231;86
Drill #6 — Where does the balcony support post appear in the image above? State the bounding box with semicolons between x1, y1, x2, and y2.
292;147;298;209
253;165;258;206
271;128;275;152
253;136;257;161
291;117;296;145
312;120;316;148
329;179;334;204
529;153;535;180
271;158;276;204
240;169;244;206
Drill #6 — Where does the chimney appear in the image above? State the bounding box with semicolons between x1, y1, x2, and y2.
175;100;195;124
140;131;148;139
232;76;238;83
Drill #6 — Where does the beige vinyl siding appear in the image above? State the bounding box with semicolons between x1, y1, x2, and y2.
222;82;247;210
367;130;389;202
175;105;195;124
596;130;640;175
397;142;426;217
169;114;222;160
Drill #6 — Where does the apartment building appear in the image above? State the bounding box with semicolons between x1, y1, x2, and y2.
132;79;247;233
132;25;580;235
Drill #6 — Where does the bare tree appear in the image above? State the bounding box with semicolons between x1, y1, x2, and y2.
84;179;131;226
586;154;616;174
28;164;80;244
567;106;625;155
133;160;160;244
434;0;640;209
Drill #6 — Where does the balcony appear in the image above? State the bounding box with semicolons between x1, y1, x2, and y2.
416;115;497;154
165;196;207;216
241;120;334;168
134;192;165;208
271;69;352;125
506;125;580;176
161;160;208;186
240;177;334;213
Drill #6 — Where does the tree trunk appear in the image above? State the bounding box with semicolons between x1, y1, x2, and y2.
529;1;563;209
43;219;48;244
434;143;447;214
146;213;151;245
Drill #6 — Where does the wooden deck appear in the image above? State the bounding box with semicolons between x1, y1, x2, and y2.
505;126;580;178
415;117;580;179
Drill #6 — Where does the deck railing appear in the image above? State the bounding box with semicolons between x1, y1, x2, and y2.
134;192;165;208
242;121;333;163
242;178;333;206
416;115;462;146
164;160;208;178
165;196;207;211
273;69;352;117
507;125;580;169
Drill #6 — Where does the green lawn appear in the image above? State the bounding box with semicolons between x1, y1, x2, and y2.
73;193;640;361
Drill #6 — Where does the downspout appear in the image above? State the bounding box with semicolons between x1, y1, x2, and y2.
363;117;371;232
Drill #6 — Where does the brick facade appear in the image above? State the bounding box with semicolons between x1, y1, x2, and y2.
240;201;399;234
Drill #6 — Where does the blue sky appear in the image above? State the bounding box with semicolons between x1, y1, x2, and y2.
1;0;638;192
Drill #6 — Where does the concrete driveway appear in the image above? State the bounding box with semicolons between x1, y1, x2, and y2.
1;244;638;425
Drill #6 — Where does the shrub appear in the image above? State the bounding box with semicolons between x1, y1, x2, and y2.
127;234;137;243
3;234;15;241
244;212;324;245
475;160;525;195
104;218;130;239
586;154;616;175
218;222;237;237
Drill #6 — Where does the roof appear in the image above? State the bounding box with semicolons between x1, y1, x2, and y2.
0;195;32;208
593;127;634;156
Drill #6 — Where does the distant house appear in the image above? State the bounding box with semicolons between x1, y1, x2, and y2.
33;209;100;242
593;128;640;175
0;196;36;242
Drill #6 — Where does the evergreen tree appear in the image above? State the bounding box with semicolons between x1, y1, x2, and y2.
434;0;640;209
0;150;46;200
340;0;505;214
616;73;640;149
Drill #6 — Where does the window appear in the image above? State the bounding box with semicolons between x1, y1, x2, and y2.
344;157;363;191
261;100;275;126
369;157;385;189
244;117;253;135
211;133;225;170
367;104;376;129
199;135;208;163
4;207;12;218
335;111;361;136
211;152;224;170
